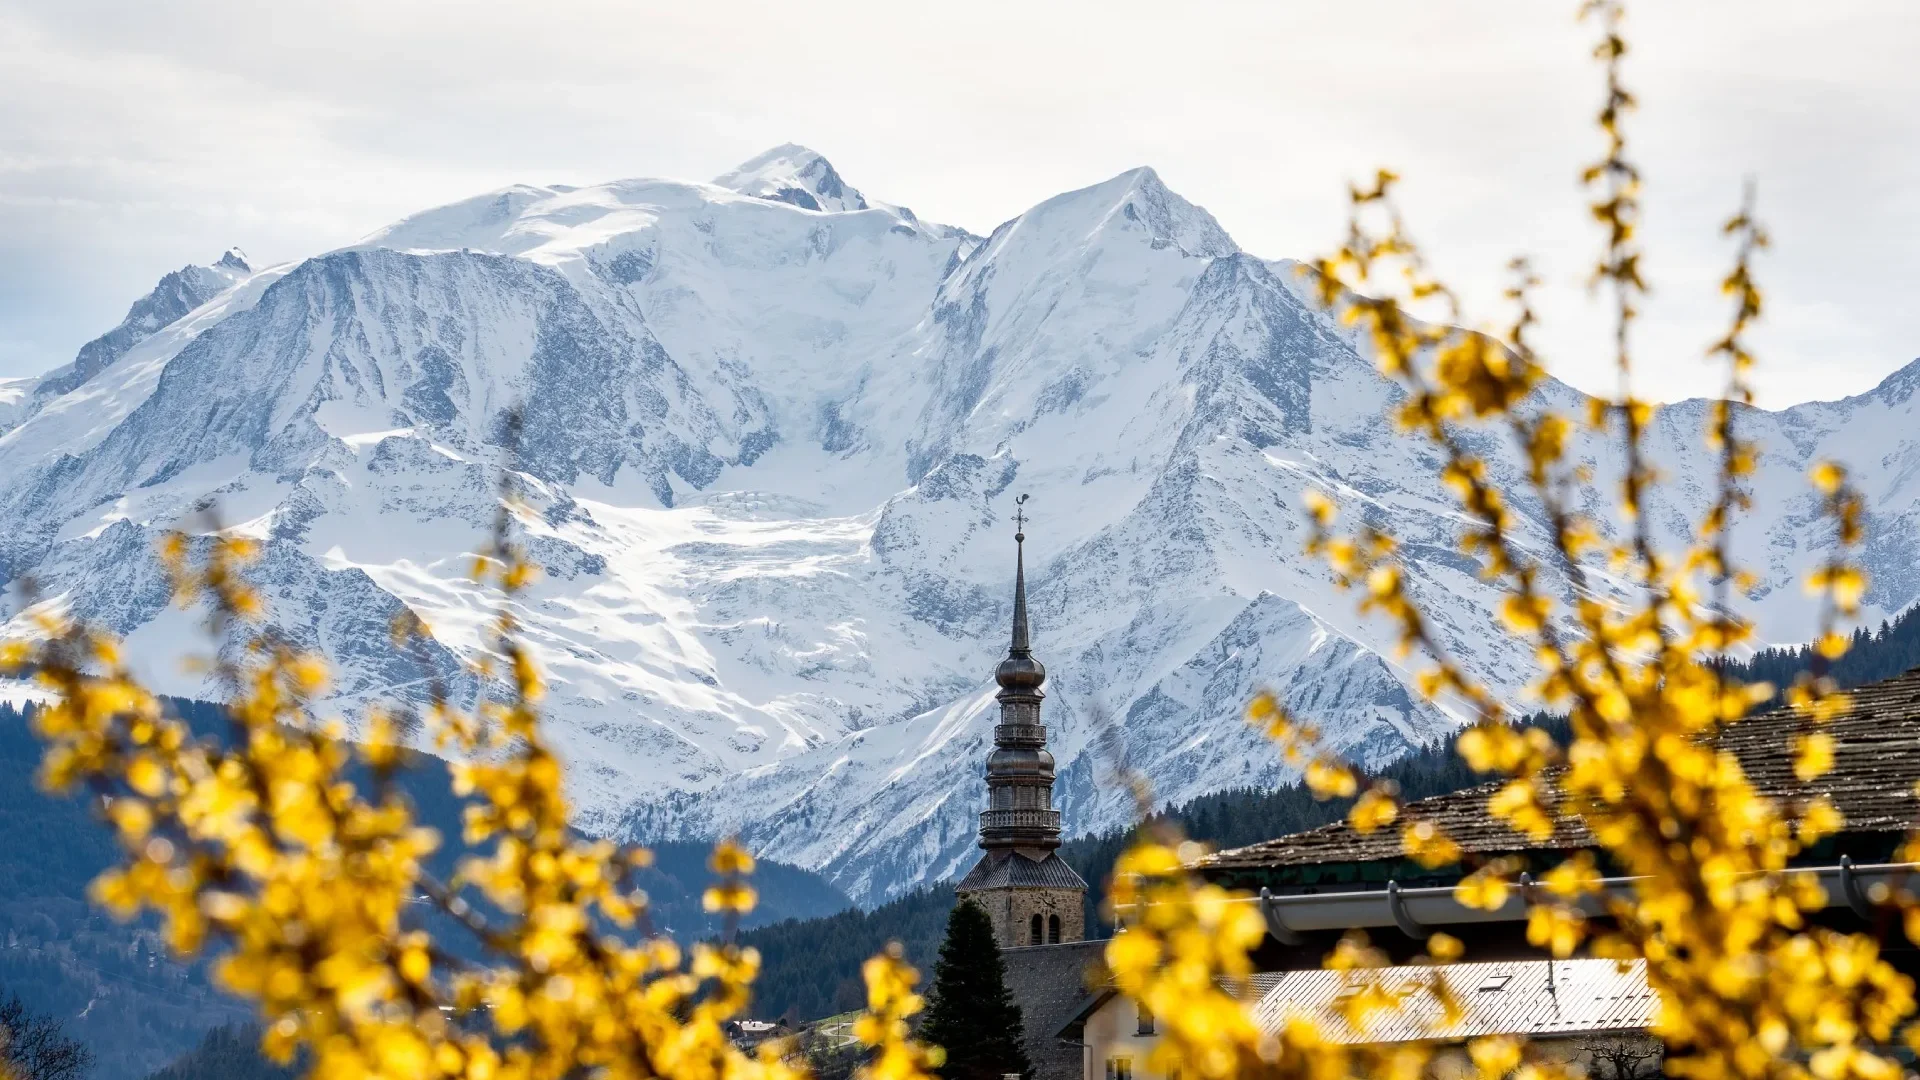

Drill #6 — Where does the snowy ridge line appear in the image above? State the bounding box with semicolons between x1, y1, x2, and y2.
4;145;1918;904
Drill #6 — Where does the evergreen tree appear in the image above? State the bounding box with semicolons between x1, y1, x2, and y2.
918;900;1031;1080
143;1025;299;1080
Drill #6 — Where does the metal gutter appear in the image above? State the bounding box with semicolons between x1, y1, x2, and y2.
1240;859;1920;942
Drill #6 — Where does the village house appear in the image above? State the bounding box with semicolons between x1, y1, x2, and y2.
723;1018;791;1053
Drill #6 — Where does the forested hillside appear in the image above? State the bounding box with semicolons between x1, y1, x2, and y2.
737;888;958;1024
0;698;249;1080
1731;606;1920;706
141;1025;298;1080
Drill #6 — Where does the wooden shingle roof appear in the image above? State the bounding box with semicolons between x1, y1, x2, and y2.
1198;666;1920;877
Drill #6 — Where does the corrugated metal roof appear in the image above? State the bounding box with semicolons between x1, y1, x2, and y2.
1250;959;1656;1044
1230;972;1289;1001
1199;665;1920;873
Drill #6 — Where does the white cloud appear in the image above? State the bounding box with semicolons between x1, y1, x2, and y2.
0;0;1914;407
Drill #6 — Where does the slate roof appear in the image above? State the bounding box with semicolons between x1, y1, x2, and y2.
1250;958;1655;1044
956;849;1091;891
1198;665;1920;875
1002;939;1109;1080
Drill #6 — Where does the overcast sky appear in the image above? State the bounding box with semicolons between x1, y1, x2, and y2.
2;1;1914;408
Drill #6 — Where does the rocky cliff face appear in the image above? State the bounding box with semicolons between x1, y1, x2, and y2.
15;249;253;416
4;146;1916;904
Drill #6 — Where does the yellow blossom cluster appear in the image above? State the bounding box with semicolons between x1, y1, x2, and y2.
8;8;1917;1080
3;490;941;1080
1100;5;1920;1080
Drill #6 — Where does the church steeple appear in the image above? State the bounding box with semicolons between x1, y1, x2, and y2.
983;496;1059;853
1008;505;1033;655
956;495;1086;947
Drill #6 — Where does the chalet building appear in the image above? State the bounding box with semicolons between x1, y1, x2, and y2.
723;1019;790;1052
963;518;1920;1080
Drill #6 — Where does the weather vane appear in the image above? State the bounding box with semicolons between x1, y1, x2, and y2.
1013;493;1029;539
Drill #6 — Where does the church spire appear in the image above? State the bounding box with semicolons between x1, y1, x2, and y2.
955;494;1087;948
984;495;1056;850
1009;494;1031;656
995;495;1046;704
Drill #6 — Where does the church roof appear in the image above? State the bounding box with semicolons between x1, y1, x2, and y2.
1197;665;1920;877
1001;939;1109;1080
956;849;1090;892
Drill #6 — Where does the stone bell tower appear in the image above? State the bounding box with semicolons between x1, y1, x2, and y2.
954;497;1087;948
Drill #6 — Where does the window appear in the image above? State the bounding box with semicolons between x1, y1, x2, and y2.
1106;1058;1133;1080
1048;914;1062;944
1135;1004;1155;1037
1031;914;1044;945
1477;974;1514;993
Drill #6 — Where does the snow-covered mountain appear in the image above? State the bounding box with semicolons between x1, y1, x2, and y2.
0;377;27;433
4;146;1917;904
10;249;253;422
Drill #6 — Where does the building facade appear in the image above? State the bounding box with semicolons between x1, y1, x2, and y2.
955;521;1088;949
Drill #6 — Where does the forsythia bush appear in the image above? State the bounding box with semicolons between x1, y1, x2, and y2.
3;5;1908;1080
3;511;942;1080
1105;6;1912;1080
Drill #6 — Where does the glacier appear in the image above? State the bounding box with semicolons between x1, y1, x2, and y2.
3;145;1918;904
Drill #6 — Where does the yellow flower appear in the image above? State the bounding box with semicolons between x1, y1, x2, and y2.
1469;1035;1522;1080
1348;788;1399;834
1455;869;1511;911
1796;796;1845;845
1402;821;1461;870
1540;852;1601;899
1306;759;1358;800
1811;460;1845;494
1793;732;1836;782
1426;932;1465;963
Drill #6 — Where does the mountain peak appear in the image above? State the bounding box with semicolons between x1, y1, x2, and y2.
1112;166;1237;258
1855;355;1920;408
26;247;255;408
714;144;870;213
981;165;1238;263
